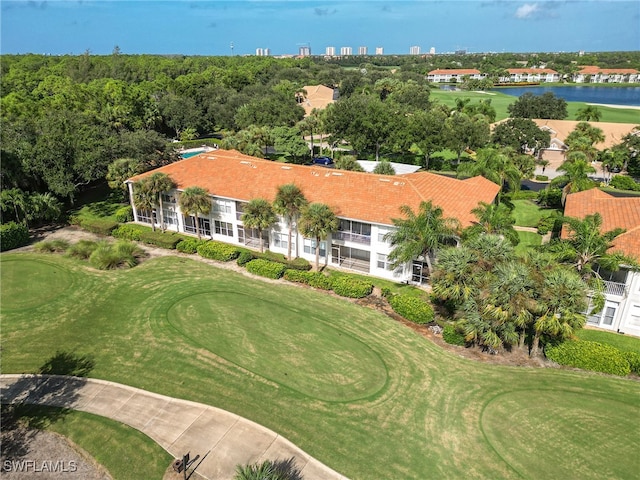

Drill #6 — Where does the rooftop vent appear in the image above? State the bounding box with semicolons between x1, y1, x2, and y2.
379;178;391;183
331;172;343;176
281;166;292;170
393;181;405;186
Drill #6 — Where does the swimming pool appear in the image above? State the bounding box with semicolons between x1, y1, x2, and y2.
181;150;206;159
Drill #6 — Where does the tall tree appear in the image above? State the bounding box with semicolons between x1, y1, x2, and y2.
241;198;277;253
178;186;211;240
465;201;519;246
146;172;176;232
107;158;142;200
565;122;605;162
575;105;602;122
385;201;460;278
507;92;568;120
445;112;490;162
491;117;551;155
273;184;308;260
132;178;157;231
457;147;522;196
298;202;338;271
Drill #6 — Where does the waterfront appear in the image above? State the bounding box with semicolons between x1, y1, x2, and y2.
493;85;640;107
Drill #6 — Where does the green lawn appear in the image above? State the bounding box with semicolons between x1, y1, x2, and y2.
511;199;552;227
515;231;542;254
2;253;639;479
575;329;640;354
8;405;172;479
429;89;640;124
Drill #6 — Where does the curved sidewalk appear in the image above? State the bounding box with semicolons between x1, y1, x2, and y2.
0;374;347;480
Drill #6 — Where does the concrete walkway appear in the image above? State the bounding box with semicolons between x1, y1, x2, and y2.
0;374;347;480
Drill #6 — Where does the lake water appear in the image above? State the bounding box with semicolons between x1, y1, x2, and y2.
492;86;640;107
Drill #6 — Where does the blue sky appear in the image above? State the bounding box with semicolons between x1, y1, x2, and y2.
2;1;638;56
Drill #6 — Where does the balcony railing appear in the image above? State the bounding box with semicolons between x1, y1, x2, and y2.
333;231;371;245
603;280;626;297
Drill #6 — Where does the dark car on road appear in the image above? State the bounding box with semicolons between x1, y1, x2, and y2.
312;156;334;166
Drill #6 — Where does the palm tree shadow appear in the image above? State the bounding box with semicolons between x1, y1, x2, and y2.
1;351;95;461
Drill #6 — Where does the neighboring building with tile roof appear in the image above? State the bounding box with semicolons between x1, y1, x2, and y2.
297;85;337;116
531;120;638;166
127;149;500;283
574;66;639;83
563;189;640;336
427;69;484;83
502;68;559;83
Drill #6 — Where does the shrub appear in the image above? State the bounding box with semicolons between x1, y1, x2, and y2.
79;218;119;236
0;222;30;251
537;211;562;235
537;187;563;208
545;340;631;376
389;294;434;324
507;190;538;200
197;241;241;262
65;240;99;259
114;205;133;223
245;259;287;279
111;224;147;241
283;269;333;290
34;239;70;253
138;230;181;249
535;175;549;182
287;256;312;271
609;175;640;191
442;324;466;346
89;240;144;270
331;276;373;298
380;287;393;299
176;238;206;254
623;351;640;375
236;250;255;266
255;251;312;271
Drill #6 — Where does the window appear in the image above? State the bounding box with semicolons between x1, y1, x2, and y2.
184;216;211;237
213;199;233;215
162;208;177;226
595;265;628;284
629;305;640;327
137;209;154;224
161;193;176;204
303;238;326;257
335;219;371;244
214;220;233;237
377;228;392;243
377;253;394;271
273;232;294;251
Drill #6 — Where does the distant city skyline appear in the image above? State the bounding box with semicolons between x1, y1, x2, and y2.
1;1;638;56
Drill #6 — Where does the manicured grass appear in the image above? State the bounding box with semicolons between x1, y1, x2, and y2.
515;231;542;254
2;253;639;479
511;199;549;227
12;406;172;479
575;329;640;354
429;89;639;123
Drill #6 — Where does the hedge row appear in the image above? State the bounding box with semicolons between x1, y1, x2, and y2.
245;259;287;279
545;340;631;376
330;276;373;298
112;224;182;249
0;222;30;251
389;294;434;324
283;269;333;290
176;238;207;254
79;218;119;236
197;241;241;262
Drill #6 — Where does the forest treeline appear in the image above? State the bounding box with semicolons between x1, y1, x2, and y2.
1;51;638;208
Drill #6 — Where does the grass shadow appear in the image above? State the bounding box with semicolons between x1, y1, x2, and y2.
1;351;95;462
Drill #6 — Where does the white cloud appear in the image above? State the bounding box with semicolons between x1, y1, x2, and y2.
515;3;539;19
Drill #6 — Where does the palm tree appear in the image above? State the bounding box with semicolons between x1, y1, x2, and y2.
0;188;28;224
373;160;396;175
384;201;460;278
146;172;176;232
178;186;211;240
132;178;157;231
27;192;62;226
465;201;519;246
106;158;142;200
241;198;277;253
457;147;522;198
273;184;308;260
565;122;605;162
298;202;338;271
551;154;596;203
575;105;602;122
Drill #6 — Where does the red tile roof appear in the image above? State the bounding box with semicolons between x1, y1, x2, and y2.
428;69;481;75
563;189;640;261
129;149;500;228
578;66;639;75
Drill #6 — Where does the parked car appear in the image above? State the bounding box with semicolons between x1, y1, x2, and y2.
312;156;334;166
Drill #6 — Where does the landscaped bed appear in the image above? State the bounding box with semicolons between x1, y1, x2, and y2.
2;253;639;479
